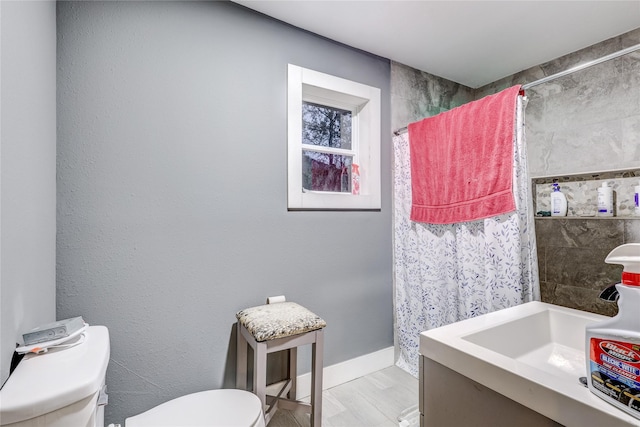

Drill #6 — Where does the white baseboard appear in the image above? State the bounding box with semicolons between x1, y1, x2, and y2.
295;346;394;399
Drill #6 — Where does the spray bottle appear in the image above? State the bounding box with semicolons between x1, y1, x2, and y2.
586;243;640;420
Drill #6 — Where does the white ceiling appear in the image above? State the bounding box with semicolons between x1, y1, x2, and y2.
233;1;640;88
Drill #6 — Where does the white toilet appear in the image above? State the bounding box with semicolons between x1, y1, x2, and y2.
124;389;264;427
0;325;265;427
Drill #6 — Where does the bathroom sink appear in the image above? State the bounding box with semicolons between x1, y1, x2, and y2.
420;301;640;426
463;307;591;381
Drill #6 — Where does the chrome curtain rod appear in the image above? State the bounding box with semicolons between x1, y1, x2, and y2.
521;43;640;89
393;43;640;136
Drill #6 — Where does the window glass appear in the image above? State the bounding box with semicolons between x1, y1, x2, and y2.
302;101;352;150
302;151;352;192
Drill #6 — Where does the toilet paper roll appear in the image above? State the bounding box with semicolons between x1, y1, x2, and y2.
266;295;286;304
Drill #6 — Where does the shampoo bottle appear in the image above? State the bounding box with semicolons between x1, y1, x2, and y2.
597;182;614;217
550;182;567;217
634;181;640;216
585;243;640;420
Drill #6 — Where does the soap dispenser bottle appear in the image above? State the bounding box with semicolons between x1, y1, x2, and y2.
550;182;567;217
585;243;640;420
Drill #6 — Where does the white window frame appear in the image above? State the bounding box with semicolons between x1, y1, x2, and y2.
287;64;381;210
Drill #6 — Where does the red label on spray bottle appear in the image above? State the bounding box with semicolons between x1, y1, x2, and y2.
589;338;640;414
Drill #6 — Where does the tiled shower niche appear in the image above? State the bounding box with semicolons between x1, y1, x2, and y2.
533;168;640;317
534;168;640;217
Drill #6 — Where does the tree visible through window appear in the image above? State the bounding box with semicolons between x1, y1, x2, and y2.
302;102;353;193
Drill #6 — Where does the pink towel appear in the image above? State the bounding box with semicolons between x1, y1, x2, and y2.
408;85;521;224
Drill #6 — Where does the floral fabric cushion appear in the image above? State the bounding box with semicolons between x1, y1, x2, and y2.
236;302;326;342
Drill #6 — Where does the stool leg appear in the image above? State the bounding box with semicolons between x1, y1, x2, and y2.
254;341;268;412
236;323;248;390
288;347;297;400
311;329;324;427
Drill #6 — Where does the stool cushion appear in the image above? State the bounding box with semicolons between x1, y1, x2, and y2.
236;302;326;342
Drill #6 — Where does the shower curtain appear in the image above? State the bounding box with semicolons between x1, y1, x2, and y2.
393;96;539;377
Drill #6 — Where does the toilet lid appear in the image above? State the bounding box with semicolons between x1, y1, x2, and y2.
125;389;264;427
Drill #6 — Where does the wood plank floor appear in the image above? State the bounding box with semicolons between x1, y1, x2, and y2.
268;366;418;427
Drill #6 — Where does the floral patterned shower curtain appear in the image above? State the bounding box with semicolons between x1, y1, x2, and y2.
393;96;540;377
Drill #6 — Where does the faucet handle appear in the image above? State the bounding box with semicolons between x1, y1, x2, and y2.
599;284;619;302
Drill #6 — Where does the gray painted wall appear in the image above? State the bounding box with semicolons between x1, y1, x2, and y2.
56;1;391;423
0;1;57;386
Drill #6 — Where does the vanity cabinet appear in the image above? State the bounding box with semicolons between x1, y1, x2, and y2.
419;357;561;427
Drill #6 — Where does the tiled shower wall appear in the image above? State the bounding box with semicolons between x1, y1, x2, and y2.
391;28;640;317
476;28;640;178
391;62;475;131
535;218;639;317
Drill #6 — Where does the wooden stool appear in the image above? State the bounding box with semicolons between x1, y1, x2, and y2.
236;301;326;426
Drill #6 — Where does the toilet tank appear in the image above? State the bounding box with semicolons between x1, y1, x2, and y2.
0;326;110;427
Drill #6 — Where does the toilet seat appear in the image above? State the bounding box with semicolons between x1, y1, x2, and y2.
125;389;265;427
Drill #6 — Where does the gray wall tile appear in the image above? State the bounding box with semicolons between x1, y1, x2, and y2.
535;218;627;316
391;61;475;131
625;220;640;243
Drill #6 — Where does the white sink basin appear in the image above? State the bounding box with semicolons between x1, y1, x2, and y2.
420;301;640;426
